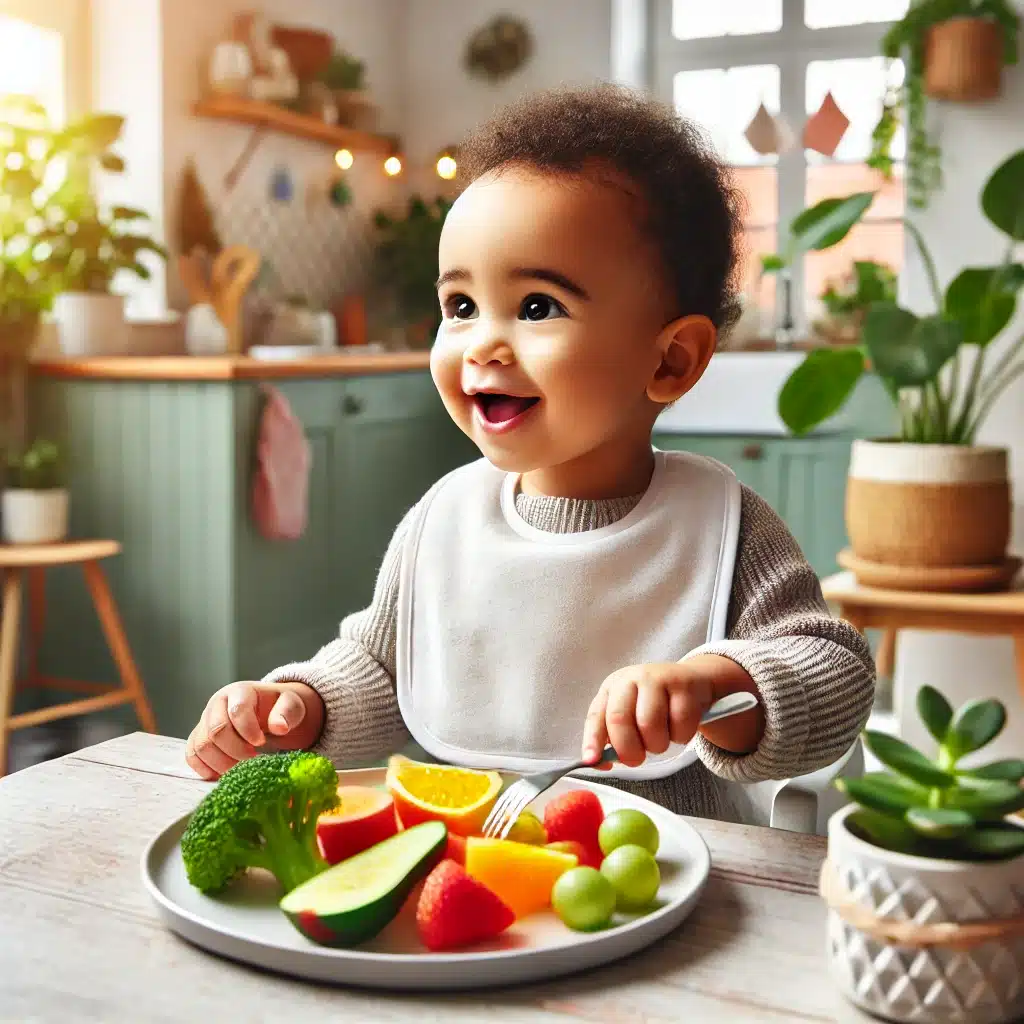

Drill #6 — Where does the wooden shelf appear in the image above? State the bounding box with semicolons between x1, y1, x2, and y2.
193;95;395;155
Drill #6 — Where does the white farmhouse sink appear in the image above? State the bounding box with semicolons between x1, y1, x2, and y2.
656;350;869;437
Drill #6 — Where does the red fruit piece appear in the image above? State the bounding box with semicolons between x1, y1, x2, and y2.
546;839;602;869
444;833;467;866
416;859;515;952
543;789;604;864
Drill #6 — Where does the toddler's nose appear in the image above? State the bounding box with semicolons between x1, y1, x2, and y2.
464;333;515;367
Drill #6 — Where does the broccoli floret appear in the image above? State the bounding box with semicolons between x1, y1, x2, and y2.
181;751;340;895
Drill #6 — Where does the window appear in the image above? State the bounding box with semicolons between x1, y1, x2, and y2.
655;0;909;333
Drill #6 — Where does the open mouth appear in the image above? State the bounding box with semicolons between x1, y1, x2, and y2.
473;393;541;427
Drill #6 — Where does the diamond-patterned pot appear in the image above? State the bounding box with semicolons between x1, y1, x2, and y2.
825;804;1024;1023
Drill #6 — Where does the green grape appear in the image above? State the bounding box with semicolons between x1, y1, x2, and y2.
551;867;616;932
598;808;660;856
600;845;660;911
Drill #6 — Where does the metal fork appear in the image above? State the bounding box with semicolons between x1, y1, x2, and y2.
481;691;760;839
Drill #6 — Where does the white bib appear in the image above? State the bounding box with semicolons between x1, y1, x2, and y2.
396;449;741;780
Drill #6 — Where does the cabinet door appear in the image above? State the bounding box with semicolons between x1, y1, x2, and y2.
772;438;851;577
235;380;350;679
335;374;478;615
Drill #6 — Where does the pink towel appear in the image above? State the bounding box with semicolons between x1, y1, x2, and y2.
251;384;311;541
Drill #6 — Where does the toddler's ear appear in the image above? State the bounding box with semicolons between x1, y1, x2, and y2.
646;315;716;405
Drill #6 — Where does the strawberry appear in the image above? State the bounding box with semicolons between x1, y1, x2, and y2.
543;789;604;865
444;832;467;866
416;859;515;952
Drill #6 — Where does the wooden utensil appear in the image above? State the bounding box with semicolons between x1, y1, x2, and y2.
209;245;261;354
177;248;213;306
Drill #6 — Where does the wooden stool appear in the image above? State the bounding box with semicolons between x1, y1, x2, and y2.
821;571;1024;704
0;540;156;776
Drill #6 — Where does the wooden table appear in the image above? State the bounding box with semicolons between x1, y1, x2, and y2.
0;734;869;1023
821;571;1024;702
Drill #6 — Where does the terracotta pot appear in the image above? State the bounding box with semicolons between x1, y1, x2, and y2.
845;441;1011;569
925;17;1004;102
824;805;1024;1024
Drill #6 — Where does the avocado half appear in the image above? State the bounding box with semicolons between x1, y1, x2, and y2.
280;820;447;947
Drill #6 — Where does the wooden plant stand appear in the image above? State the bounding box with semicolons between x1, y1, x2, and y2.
0;540;156;776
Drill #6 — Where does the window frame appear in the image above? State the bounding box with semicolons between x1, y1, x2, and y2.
0;0;89;122
650;0;904;331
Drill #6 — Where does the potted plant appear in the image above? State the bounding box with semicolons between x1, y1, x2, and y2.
315;49;374;130
41;112;166;356
869;0;1020;209
824;686;1024;1023
2;439;68;544
774;148;1024;583
813;260;898;346
372;196;452;347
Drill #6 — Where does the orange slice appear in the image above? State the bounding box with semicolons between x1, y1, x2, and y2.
465;837;578;918
385;756;502;836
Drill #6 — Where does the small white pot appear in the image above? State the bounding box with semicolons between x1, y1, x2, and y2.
825;804;1024;1023
1;489;69;545
52;292;126;357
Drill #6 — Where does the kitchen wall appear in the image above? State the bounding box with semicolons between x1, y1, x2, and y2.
94;0;408;314
401;0;612;195
894;0;1024;757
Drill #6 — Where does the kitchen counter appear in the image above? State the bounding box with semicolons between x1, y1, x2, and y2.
30;351;432;380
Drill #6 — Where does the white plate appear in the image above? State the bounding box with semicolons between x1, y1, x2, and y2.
141;767;711;990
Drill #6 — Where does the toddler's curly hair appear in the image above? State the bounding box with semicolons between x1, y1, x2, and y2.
459;84;744;332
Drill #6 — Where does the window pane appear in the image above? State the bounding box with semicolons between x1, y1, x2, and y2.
732;167;777;316
0;16;64;121
805;165;904;314
675;64;780;166
804;0;909;29
673;0;782;40
806;57;905;163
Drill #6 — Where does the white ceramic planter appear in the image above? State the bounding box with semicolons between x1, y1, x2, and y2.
825;804;1024;1023
52;292;126;357
1;489;69;545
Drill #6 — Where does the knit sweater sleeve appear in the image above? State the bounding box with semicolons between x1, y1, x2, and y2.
687;485;876;783
260;506;413;765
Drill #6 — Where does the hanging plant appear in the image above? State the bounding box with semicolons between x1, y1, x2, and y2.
869;0;1020;210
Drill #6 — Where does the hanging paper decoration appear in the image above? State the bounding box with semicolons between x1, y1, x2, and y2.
743;103;794;156
803;91;850;158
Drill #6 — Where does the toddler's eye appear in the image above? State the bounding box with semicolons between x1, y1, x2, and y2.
519;294;565;322
444;294;478;320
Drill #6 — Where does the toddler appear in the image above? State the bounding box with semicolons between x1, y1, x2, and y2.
187;86;875;820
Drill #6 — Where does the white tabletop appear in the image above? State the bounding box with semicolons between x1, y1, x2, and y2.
0;733;870;1022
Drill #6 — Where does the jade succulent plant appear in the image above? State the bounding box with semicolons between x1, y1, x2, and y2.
838;686;1024;862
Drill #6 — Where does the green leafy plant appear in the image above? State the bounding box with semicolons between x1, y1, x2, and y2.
0;97;165;299
5;439;63;490
820;261;898;319
870;0;1020;209
317;50;366;91
776;147;1024;441
838;686;1024;861
372;196;452;335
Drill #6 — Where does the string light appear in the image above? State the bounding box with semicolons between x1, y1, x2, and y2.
383;155;403;176
334;148;354;171
435;148;458;180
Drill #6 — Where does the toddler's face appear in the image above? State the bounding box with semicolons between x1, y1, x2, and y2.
431;164;675;486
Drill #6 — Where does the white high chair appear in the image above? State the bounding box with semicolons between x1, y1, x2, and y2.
727;739;864;835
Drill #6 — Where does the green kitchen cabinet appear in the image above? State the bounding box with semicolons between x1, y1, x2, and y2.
30;370;477;739
653;432;853;577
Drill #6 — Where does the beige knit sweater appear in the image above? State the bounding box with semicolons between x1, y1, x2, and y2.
264;483;876;821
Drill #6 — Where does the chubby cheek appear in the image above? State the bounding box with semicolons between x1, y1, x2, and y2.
429;335;471;432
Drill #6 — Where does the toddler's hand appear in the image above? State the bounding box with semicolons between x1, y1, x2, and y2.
581;662;715;769
185;680;324;780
